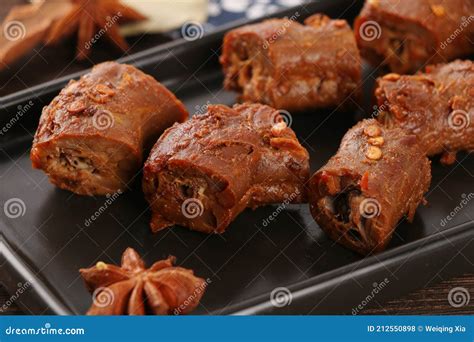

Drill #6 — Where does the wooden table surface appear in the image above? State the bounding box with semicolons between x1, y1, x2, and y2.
2;274;473;315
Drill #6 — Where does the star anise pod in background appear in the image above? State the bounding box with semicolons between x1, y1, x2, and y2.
0;0;73;70
45;0;146;60
80;248;208;315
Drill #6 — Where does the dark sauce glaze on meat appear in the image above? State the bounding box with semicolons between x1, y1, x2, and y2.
309;119;431;255
31;62;188;195
375;60;474;165
220;14;361;112
143;103;310;234
355;0;474;73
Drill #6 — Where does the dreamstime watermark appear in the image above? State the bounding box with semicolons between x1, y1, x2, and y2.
84;12;122;50
3;20;26;41
270;287;292;308
262;189;300;227
440;193;473;227
3;198;26;219
371;101;424;122
447;287;470;308
370;101;388;119
173;277;211;315
358;20;382;42
181;198;204;219
352;278;390;315
262;11;300;49
359;198;381;219
92;109;115;130
447;109;470;131
181;21;204;41
0;101;34;136
5;323;85;336
440;16;474;50
272;109;292;128
92;287;115;308
0;281;31;312
194;100;212;115
84;190;122;227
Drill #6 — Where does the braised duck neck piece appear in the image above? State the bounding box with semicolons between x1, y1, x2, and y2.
220;14;361;112
355;0;474;73
31;61;188;195
375;60;474;165
309;119;431;255
143;103;310;234
80;248;207;315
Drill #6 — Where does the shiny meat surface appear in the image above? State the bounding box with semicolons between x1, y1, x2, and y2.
220;14;361;112
31;62;188;195
309;119;431;255
355;0;474;73
143;103;310;234
375;60;474;164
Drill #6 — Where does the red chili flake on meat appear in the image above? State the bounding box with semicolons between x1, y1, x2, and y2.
360;171;369;191
319;171;329;182
440;151;457;165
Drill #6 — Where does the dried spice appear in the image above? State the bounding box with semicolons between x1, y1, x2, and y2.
363;124;381;137
0;0;72;69
368;136;384;146
80;247;207;315
430;4;445;17
366;145;382;160
382;73;401;81
46;0;146;59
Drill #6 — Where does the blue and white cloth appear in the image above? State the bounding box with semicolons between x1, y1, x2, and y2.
207;0;307;25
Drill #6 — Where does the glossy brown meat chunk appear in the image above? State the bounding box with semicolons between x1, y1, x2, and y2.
143;103;310;234
355;0;474;74
220;14;361;112
309;119;431;255
31;62;188;195
375;60;474;164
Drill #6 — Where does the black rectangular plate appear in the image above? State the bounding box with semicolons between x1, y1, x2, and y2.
1;0;473;315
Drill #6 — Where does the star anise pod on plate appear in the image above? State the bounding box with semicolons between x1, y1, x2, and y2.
45;0;146;60
80;248;207;315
